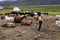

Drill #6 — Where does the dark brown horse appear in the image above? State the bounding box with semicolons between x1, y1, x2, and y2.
14;15;26;23
43;12;48;15
1;16;5;20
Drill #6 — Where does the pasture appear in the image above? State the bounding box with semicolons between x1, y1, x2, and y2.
0;6;60;15
0;6;60;40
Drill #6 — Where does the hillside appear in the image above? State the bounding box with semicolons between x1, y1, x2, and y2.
0;0;60;6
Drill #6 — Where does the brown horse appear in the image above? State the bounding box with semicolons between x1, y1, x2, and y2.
2;22;16;28
1;16;5;20
34;16;39;21
43;12;48;16
14;15;26;23
21;20;32;25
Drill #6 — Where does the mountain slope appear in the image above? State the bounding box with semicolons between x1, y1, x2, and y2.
0;0;60;6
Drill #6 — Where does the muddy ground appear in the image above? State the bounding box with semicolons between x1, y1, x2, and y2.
0;14;60;40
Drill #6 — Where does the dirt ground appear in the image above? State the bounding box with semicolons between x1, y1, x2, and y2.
0;14;60;40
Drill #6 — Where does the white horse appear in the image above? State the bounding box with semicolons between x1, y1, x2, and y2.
56;21;60;27
5;16;14;23
55;15;60;20
34;12;37;16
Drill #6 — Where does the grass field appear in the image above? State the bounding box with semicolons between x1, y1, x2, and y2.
0;7;60;15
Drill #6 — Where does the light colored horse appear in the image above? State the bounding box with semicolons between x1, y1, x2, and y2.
56;21;60;27
5;16;14;23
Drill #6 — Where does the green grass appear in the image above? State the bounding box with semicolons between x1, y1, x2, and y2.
0;7;60;15
20;7;60;12
48;12;60;15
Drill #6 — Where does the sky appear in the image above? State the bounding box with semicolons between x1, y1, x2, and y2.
0;0;17;1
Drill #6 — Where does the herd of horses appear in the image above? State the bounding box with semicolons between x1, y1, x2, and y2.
1;11;48;28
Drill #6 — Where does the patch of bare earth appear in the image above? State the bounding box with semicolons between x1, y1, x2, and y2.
0;15;60;40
